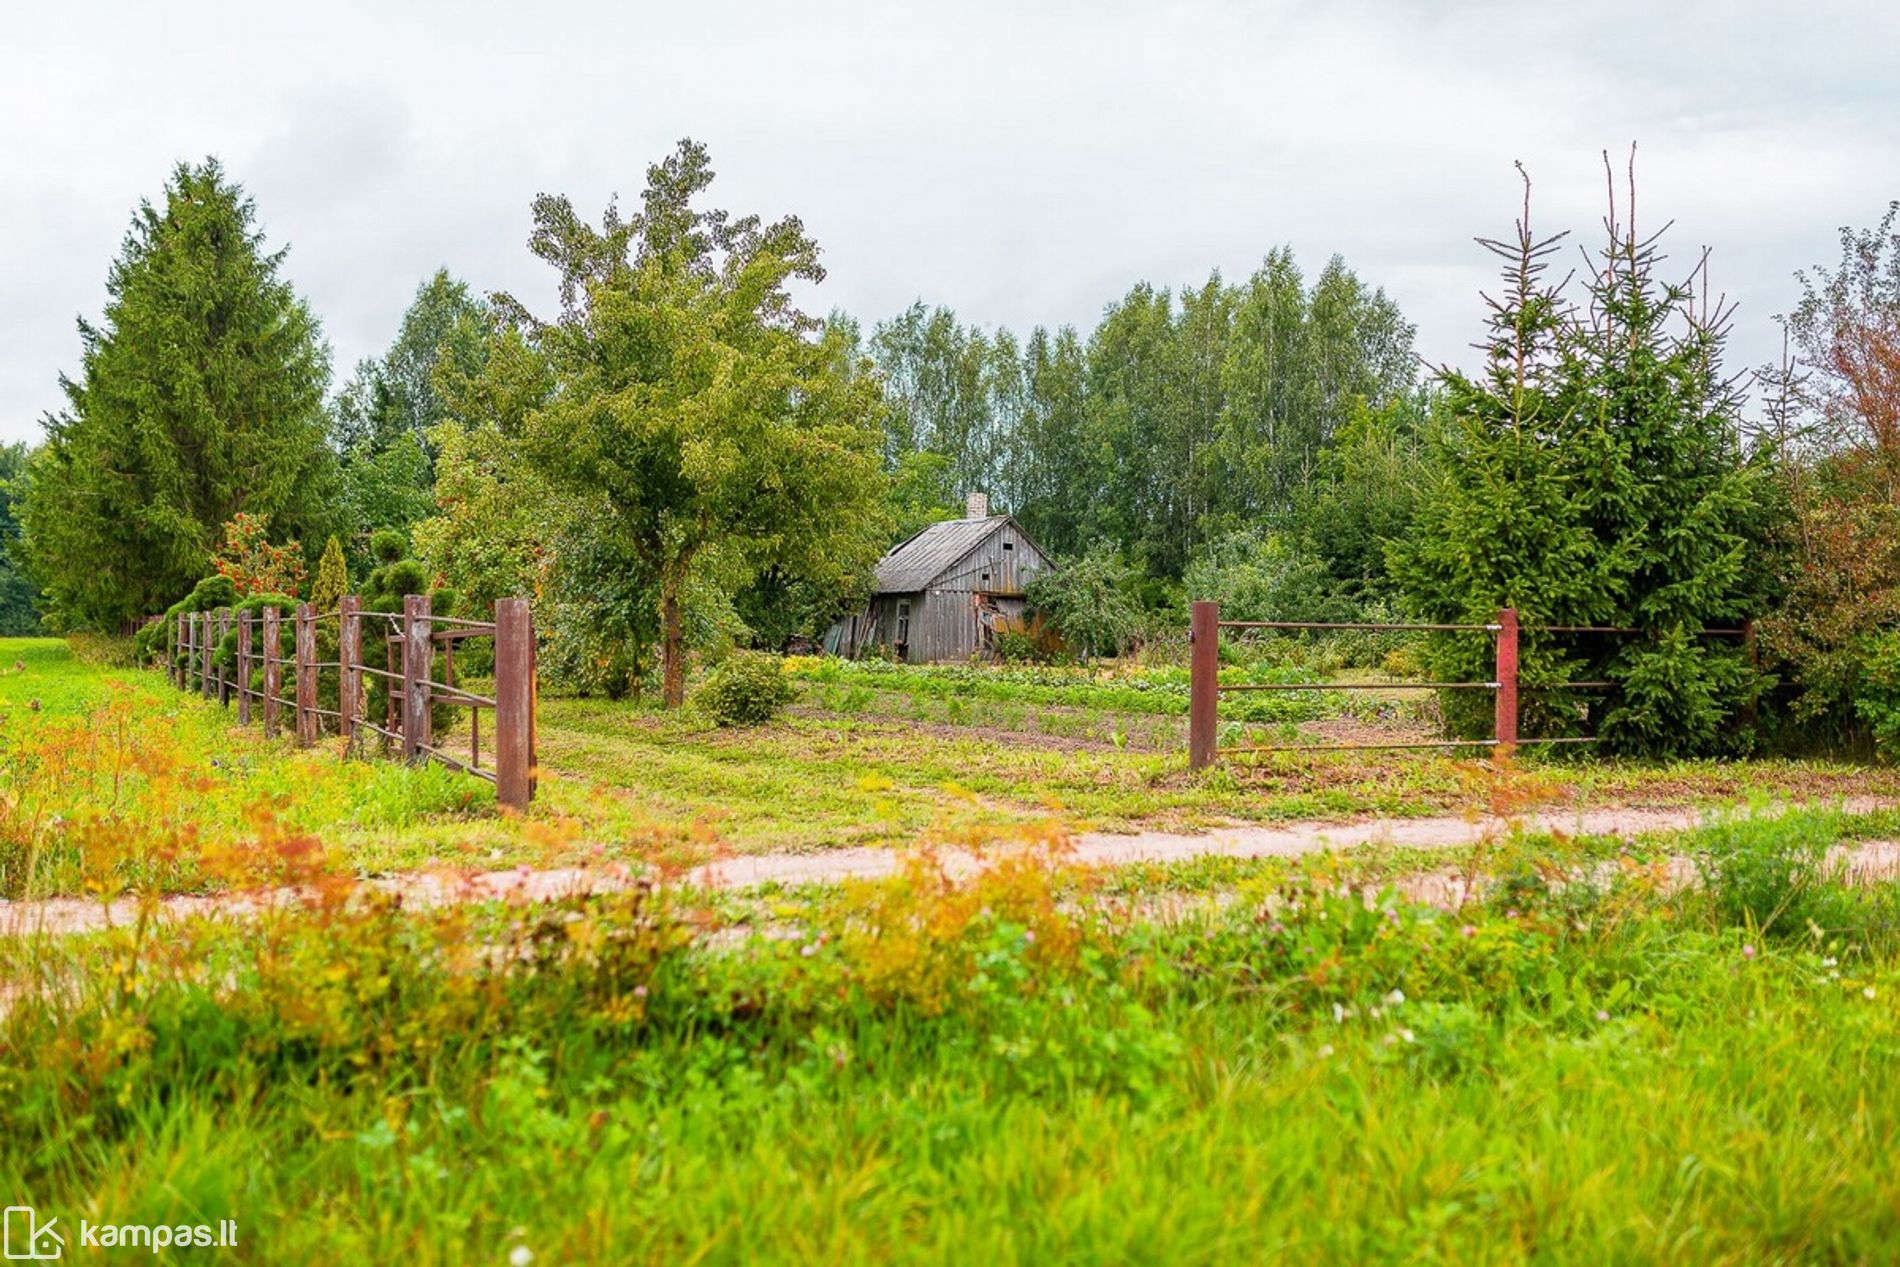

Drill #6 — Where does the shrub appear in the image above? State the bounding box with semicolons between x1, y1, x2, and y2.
1853;631;1900;760
310;535;349;614
695;652;796;726
211;512;307;598
1026;542;1143;661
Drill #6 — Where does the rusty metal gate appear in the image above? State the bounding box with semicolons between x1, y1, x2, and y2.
1186;601;1752;769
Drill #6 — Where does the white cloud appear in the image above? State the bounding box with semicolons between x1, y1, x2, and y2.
2;0;1896;442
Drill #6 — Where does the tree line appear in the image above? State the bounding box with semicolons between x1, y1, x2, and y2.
4;144;1898;758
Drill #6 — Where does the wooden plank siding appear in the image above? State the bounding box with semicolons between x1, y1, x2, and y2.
839;514;1054;662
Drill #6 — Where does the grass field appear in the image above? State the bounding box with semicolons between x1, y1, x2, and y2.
6;636;1892;895
5;638;1900;1262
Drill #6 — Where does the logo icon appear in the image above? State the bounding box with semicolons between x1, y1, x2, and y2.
2;1207;62;1260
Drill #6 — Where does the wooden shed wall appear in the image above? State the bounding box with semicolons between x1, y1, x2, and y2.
932;521;1050;595
836;519;1056;663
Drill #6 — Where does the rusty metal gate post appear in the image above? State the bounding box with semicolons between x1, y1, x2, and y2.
237;612;253;725
294;602;317;746
338;595;362;741
1189;601;1219;770
494;597;537;809
262;606;282;739
401;593;432;763
1494;607;1519;750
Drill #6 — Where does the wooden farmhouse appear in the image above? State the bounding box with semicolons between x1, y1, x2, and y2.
826;494;1055;662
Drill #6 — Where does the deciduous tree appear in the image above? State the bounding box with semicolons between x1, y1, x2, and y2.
501;140;889;706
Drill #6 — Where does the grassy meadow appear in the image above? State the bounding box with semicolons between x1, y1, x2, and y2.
4;637;1900;1262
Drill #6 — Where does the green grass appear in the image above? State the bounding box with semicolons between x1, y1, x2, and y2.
8;638;1900;1260
4;813;1898;1262
8;636;1900;895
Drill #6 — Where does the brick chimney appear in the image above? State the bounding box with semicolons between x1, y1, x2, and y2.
965;492;990;520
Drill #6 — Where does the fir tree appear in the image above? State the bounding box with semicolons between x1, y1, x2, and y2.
1392;158;1772;756
16;159;338;630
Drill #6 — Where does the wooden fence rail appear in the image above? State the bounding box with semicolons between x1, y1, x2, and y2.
164;595;537;808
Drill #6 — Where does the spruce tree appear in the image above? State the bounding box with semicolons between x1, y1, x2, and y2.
16;159;338;630
1392;160;1771;756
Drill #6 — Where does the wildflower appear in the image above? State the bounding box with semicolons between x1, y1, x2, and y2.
633;985;648;999
1385;989;1406;1006
1398;1028;1415;1043
1822;956;1839;968
1505;908;1519;919
1332;1003;1347;1024
1023;930;1036;944
1742;944;1756;960
1460;925;1477;938
1865;986;1879;1000
510;1246;534;1267
800;943;817;958
1316;1044;1334;1059
1595;1010;1609;1022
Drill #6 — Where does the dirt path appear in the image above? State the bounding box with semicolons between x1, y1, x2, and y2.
2;796;1890;939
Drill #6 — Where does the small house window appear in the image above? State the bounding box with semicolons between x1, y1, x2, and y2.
896;601;910;645
981;572;990;583
1002;541;1014;551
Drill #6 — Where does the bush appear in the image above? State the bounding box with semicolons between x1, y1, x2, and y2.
1854;631;1900;760
695;652;796;726
1026;542;1143;661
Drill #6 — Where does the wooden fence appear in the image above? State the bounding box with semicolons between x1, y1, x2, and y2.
166;595;537;808
1187;602;1754;769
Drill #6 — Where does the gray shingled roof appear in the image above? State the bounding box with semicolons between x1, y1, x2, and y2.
873;515;1006;592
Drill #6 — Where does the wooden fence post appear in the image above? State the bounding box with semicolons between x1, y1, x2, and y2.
262;606;282;739
494;597;537;809
1494;607;1519;750
199;613;214;700
401;593;432;762
295;602;317;746
217;609;232;706
339;595;362;741
237;611;253;725
172;612;183;688
1189;600;1219;771
179;613;191;691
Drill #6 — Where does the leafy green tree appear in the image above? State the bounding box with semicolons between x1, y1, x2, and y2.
864;250;1415;583
1289;391;1432;606
334;270;490;455
502;139;890;706
1756;202;1900;750
414;323;559;615
333;271;490;548
0;442;40;634
16;159;337;630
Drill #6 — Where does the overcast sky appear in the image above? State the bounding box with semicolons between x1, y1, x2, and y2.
3;0;1897;445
